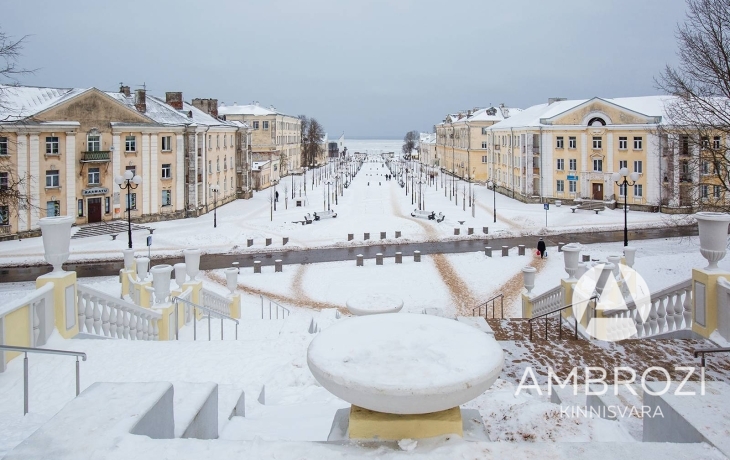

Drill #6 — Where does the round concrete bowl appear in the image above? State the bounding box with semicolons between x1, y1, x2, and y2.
307;313;504;414
345;294;404;316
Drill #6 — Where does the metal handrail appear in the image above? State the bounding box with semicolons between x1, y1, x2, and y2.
0;345;87;415
694;347;730;367
172;296;239;341
471;293;504;319
527;295;599;341
260;294;291;319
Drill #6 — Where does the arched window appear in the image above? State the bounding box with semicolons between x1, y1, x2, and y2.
588;117;606;126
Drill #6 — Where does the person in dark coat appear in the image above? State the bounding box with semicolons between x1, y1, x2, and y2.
275;191;279;202
537;238;546;258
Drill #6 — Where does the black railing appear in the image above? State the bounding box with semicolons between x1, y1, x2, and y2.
694;347;730;367
528;295;598;341
472;294;504;319
80;151;111;162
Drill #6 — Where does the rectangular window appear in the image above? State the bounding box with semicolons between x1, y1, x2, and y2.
230;135;234;148
223;135;227;148
593;159;603;171
253;121;259;130
556;179;564;192
217;158;220;172
162;190;172;206
569;159;577;171
88;167;100;185
592;137;602;149
161;163;171;179
619;160;627;170
126;193;137;210
87;135;100;152
161;136;171;151
125;135;136;152
263;121;269;130
482;127;488;135
126;165;136;176
556;159;564;170
681;135;689;155
619;183;627;197
633;161;643;174
77;199;84;217
481;155;487;163
714;136;722;149
569;137;576;149
619;137;627;149
569;180;577;193
556;136;564;149
701;184;709;198
0;137;7;155
634;184;643;197
45;169;60;188
0;171;7;189
633;137;643;150
216;135;220;148
701;160;710;175
46;200;60;217
714;185;722;198
702;136;709;149
481;141;488;149
46;136;60;155
0;205;8;225
105;196;110;214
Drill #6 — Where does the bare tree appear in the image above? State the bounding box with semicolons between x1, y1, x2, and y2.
402;131;419;158
299;115;325;167
657;0;730;211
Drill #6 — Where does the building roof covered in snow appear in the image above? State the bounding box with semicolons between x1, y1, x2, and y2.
437;105;522;126
218;102;296;118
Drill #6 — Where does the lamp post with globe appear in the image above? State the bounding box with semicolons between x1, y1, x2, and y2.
487;179;496;223
210;184;220;228
612;168;640;246
114;170;142;249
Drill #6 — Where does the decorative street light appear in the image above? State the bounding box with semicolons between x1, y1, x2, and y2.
487;179;496;223
210;184;221;228
325;180;332;211
114;170;142;249
612;168;640;246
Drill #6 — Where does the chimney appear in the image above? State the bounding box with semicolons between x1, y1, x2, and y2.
165;92;183;110
191;98;218;118
548;97;567;105
135;89;146;113
119;85;131;97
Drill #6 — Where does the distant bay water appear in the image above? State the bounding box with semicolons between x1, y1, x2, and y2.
343;139;401;155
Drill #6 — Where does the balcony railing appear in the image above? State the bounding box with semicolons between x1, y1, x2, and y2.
80;151;111;162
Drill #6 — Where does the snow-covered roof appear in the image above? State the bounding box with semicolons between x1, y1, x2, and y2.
420;133;436;144
107;92;185;125
0;85;87;121
178;100;238;128
219;102;283;117
437;106;522;126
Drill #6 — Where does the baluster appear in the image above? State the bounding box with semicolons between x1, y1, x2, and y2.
119;308;127;339
136;313;145;340
108;304;117;338
144;314;151;340
101;300;110;337
633;309;645;338
85;295;95;334
647;300;658;336
656;296;667;334
32;301;41;345
666;292;678;331
123;308;131;339
152;318;159;341
683;286;693;329
674;289;686;329
77;292;86;333
92;297;102;335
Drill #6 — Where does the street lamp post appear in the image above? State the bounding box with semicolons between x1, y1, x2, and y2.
612;168;640;246
326;180;332;211
210;184;220;228
488;180;496;223
114;170;142;249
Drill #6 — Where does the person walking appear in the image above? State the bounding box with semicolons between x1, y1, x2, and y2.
537;238;546;259
275;191;279;202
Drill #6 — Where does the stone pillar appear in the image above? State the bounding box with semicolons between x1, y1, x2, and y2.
454;228;460;235
414;251;421;262
356;254;364;267
275;260;282;272
253;261;261;273
558;242;566;252
229;294;241;319
483;227;488;234
501;246;509;256
485;247;492;257
247;238;253;247
364;232;370;240
265;238;272;246
395;231;401;238
395;252;402;264
468;228;474;235
376;253;383;265
348;233;354;241
380;232;386;239
36;271;79;340
518;245;525;256
282;237;288;245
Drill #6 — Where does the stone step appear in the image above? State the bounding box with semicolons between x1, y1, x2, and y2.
172;382;218;439
217;384;246;434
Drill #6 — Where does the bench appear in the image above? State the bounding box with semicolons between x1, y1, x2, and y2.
110;233;118;240
314;210;337;220
570;201;605;214
302;213;313;225
411;209;436;220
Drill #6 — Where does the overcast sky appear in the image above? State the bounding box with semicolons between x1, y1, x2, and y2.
4;0;687;139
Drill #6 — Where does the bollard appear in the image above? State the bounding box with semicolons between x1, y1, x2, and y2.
518;245;525;256
454;228;460;235
253;261;261;274
348;233;354;241
247;238;254;247
265;238;272;246
282;237;289;245
483;226;488;234
395;231;401;238
501;246;509;257
414;250;421;262
364;232;370;240
356;254;364;267
380;231;386;239
557;242;565;252
485;246;492;257
376;253;383;265
275;259;283;272
468;227;474;235
395;252;402;264
582;254;590;262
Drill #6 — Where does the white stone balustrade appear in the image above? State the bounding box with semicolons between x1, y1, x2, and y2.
201;288;231;316
530;286;563;317
77;284;161;341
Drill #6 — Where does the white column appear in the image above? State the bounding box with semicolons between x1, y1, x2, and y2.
150;135;158;213
194;133;199;207
29;134;40;228
142;133;150;215
646;133;659;205
65;133;76;217
176;133;184;210
581;133;588;197
203;132;208;206
17;134;28;232
112;134;121;178
606;133;614;173
671;145;680;207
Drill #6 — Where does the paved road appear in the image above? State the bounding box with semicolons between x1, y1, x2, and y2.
0;225;698;282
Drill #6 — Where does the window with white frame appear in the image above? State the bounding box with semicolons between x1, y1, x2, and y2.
592;137;602;149
208;160;212;174
88;167;100;184
263;121;269;130
569;158;577;171
714;136;722;149
633;137;643;150
556;179;564;192
481;155;487;163
0;171;8;189
619;183;627;197
0;205;9;224
714;185;722;198
701;160;710;175
482;141;487;149
556;136;564;149
126;193;137;210
162;136;172;151
216;135;220;149
702;137;710;149
619;137;627;149
556;159;564;170
46;200;60;217
46;136;59;155
701;184;709;198
634;184;643;197
224;157;227;170
569;137;576;149
619;160;627;170
0;137;7;155
125;135;136;152
45;169;59;188
634;161;643;174
161;163;171;179
569;180;577;193
77;199;84;216
253;121;259;130
230;135;234;147
223;135;227;148
87;135;101;151
217;158;220;171
593;159;603;171
161;190;172;206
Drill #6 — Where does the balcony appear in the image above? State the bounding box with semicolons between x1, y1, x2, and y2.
80;151;111;163
532;146;540;154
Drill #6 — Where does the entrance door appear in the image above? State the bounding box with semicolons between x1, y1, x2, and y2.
88;198;102;223
592;183;603;200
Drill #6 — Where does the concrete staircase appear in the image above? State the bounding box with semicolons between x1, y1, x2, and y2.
71;221;151;239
